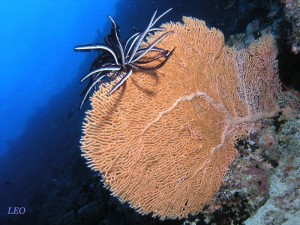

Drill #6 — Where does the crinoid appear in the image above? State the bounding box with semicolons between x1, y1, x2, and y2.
75;8;174;108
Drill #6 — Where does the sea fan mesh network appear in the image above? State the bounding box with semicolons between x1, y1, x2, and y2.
81;17;282;219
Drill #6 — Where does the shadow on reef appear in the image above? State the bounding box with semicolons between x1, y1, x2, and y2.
278;21;300;91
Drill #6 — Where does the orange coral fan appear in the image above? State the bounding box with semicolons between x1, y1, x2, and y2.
81;17;282;219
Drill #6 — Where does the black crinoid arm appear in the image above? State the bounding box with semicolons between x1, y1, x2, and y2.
74;8;175;109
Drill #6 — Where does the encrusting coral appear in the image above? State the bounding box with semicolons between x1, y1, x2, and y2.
81;17;282;219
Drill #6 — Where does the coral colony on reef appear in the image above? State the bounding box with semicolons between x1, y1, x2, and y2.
77;14;293;219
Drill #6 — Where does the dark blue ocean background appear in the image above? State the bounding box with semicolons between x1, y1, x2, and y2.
1;0;298;224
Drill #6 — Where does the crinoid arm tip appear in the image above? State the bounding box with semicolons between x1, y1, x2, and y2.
74;44;97;52
107;69;133;96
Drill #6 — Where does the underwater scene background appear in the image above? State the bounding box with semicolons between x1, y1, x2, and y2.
0;0;299;225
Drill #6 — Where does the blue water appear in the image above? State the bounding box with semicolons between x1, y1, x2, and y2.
0;0;118;156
